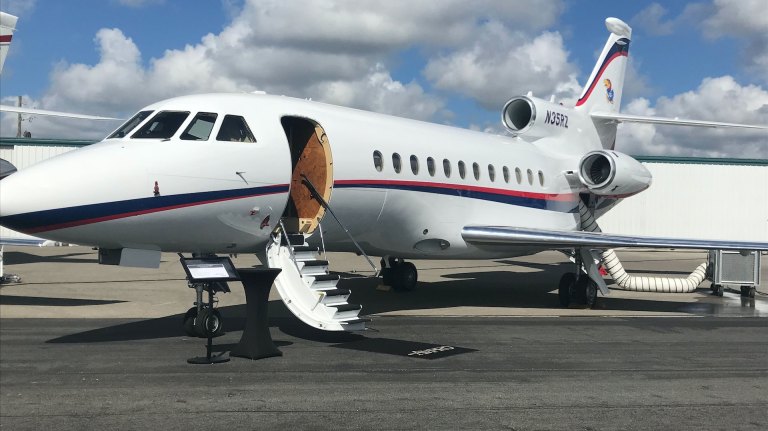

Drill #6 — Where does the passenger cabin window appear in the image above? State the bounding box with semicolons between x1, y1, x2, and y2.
373;151;383;172
458;161;466;179
538;170;545;186
503;166;510;183
181;112;218;141
443;159;451;178
527;169;534;185
427;157;436;176
410;155;419;175
515;167;522;184
472;162;480;180
488;164;496;182
109;110;153;138
216;115;256;142
132;111;190;139
393;153;402;173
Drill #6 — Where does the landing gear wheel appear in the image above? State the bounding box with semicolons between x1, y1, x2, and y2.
195;308;223;338
742;286;757;298
392;262;418;292
584;279;598;309
183;307;199;337
572;276;590;306
712;284;724;297
558;273;576;307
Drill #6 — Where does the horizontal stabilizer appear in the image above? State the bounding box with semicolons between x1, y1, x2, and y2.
0;105;123;121
462;225;768;252
591;111;768;130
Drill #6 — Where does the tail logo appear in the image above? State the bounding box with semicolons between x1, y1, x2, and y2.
604;79;615;104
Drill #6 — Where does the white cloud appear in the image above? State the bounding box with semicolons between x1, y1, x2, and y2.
6;0;568;140
618;76;768;158
701;0;768;82
116;0;165;7
424;22;581;110
631;3;676;36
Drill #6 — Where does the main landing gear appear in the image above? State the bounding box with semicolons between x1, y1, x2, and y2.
558;272;598;308
380;256;418;291
183;281;229;339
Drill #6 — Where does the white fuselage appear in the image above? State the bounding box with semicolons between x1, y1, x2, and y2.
0;93;591;259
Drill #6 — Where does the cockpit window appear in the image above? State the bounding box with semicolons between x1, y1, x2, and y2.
216;115;256;142
180;112;218;141
131;111;190;139
108;110;153;139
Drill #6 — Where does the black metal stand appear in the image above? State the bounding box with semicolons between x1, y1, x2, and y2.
230;268;283;360
187;334;230;364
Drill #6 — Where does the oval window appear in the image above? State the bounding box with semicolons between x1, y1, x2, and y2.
410;155;419;175
373;151;383;172
527;169;534;185
443;159;452;178
488;164;496;182
473;162;480;180
515;167;522;184
458;161;466;179
503;166;510;183
393;153;402;173
427;157;436;176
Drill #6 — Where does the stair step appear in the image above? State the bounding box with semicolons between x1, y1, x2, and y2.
322;288;351;297
281;233;306;246
341;317;371;325
292;246;319;253
333;303;361;313
302;260;329;267
314;274;340;282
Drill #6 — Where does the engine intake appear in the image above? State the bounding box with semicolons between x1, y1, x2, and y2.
578;150;652;197
502;97;535;134
501;95;576;140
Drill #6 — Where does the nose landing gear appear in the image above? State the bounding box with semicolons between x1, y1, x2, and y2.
380;256;418;292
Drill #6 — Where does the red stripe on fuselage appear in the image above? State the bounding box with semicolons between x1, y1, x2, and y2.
334;179;578;202
0;35;12;43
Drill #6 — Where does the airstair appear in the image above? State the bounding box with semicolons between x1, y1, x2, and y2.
266;227;369;331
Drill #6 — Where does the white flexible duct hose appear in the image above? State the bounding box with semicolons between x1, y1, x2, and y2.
579;201;707;293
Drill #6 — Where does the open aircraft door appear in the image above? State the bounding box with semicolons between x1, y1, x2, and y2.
279;116;334;234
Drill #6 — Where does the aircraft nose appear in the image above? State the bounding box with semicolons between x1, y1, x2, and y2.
0;168;41;232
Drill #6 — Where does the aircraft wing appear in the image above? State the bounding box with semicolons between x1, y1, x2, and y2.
0;104;123;121
462;226;768;252
590;111;768;130
0;237;47;246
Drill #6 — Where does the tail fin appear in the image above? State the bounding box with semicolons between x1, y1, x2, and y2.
575;18;631;113
0;11;19;75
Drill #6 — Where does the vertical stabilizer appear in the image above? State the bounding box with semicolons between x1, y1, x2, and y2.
0;11;18;74
575;18;631;113
575;18;631;148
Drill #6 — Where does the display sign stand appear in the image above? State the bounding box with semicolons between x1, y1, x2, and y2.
180;255;240;365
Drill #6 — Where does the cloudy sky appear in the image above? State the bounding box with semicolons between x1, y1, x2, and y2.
1;0;766;158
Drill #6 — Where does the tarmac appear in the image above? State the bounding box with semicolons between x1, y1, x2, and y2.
1;246;767;430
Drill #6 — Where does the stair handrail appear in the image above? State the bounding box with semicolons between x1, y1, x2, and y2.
300;174;379;276
277;218;304;276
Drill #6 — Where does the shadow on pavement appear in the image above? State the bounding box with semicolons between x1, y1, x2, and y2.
0;295;126;306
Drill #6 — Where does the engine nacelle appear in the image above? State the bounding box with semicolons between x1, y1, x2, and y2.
578;150;652;197
501;95;575;139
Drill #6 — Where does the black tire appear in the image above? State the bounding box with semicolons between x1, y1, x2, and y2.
713;284;724;297
183;307;199;337
572;276;590;306
392;262;418;292
195;308;223;338
748;287;756;299
380;267;393;286
584;279;598;309
558;273;576;307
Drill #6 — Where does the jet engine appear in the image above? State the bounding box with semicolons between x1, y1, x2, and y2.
501;95;575;139
578;150;652;197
